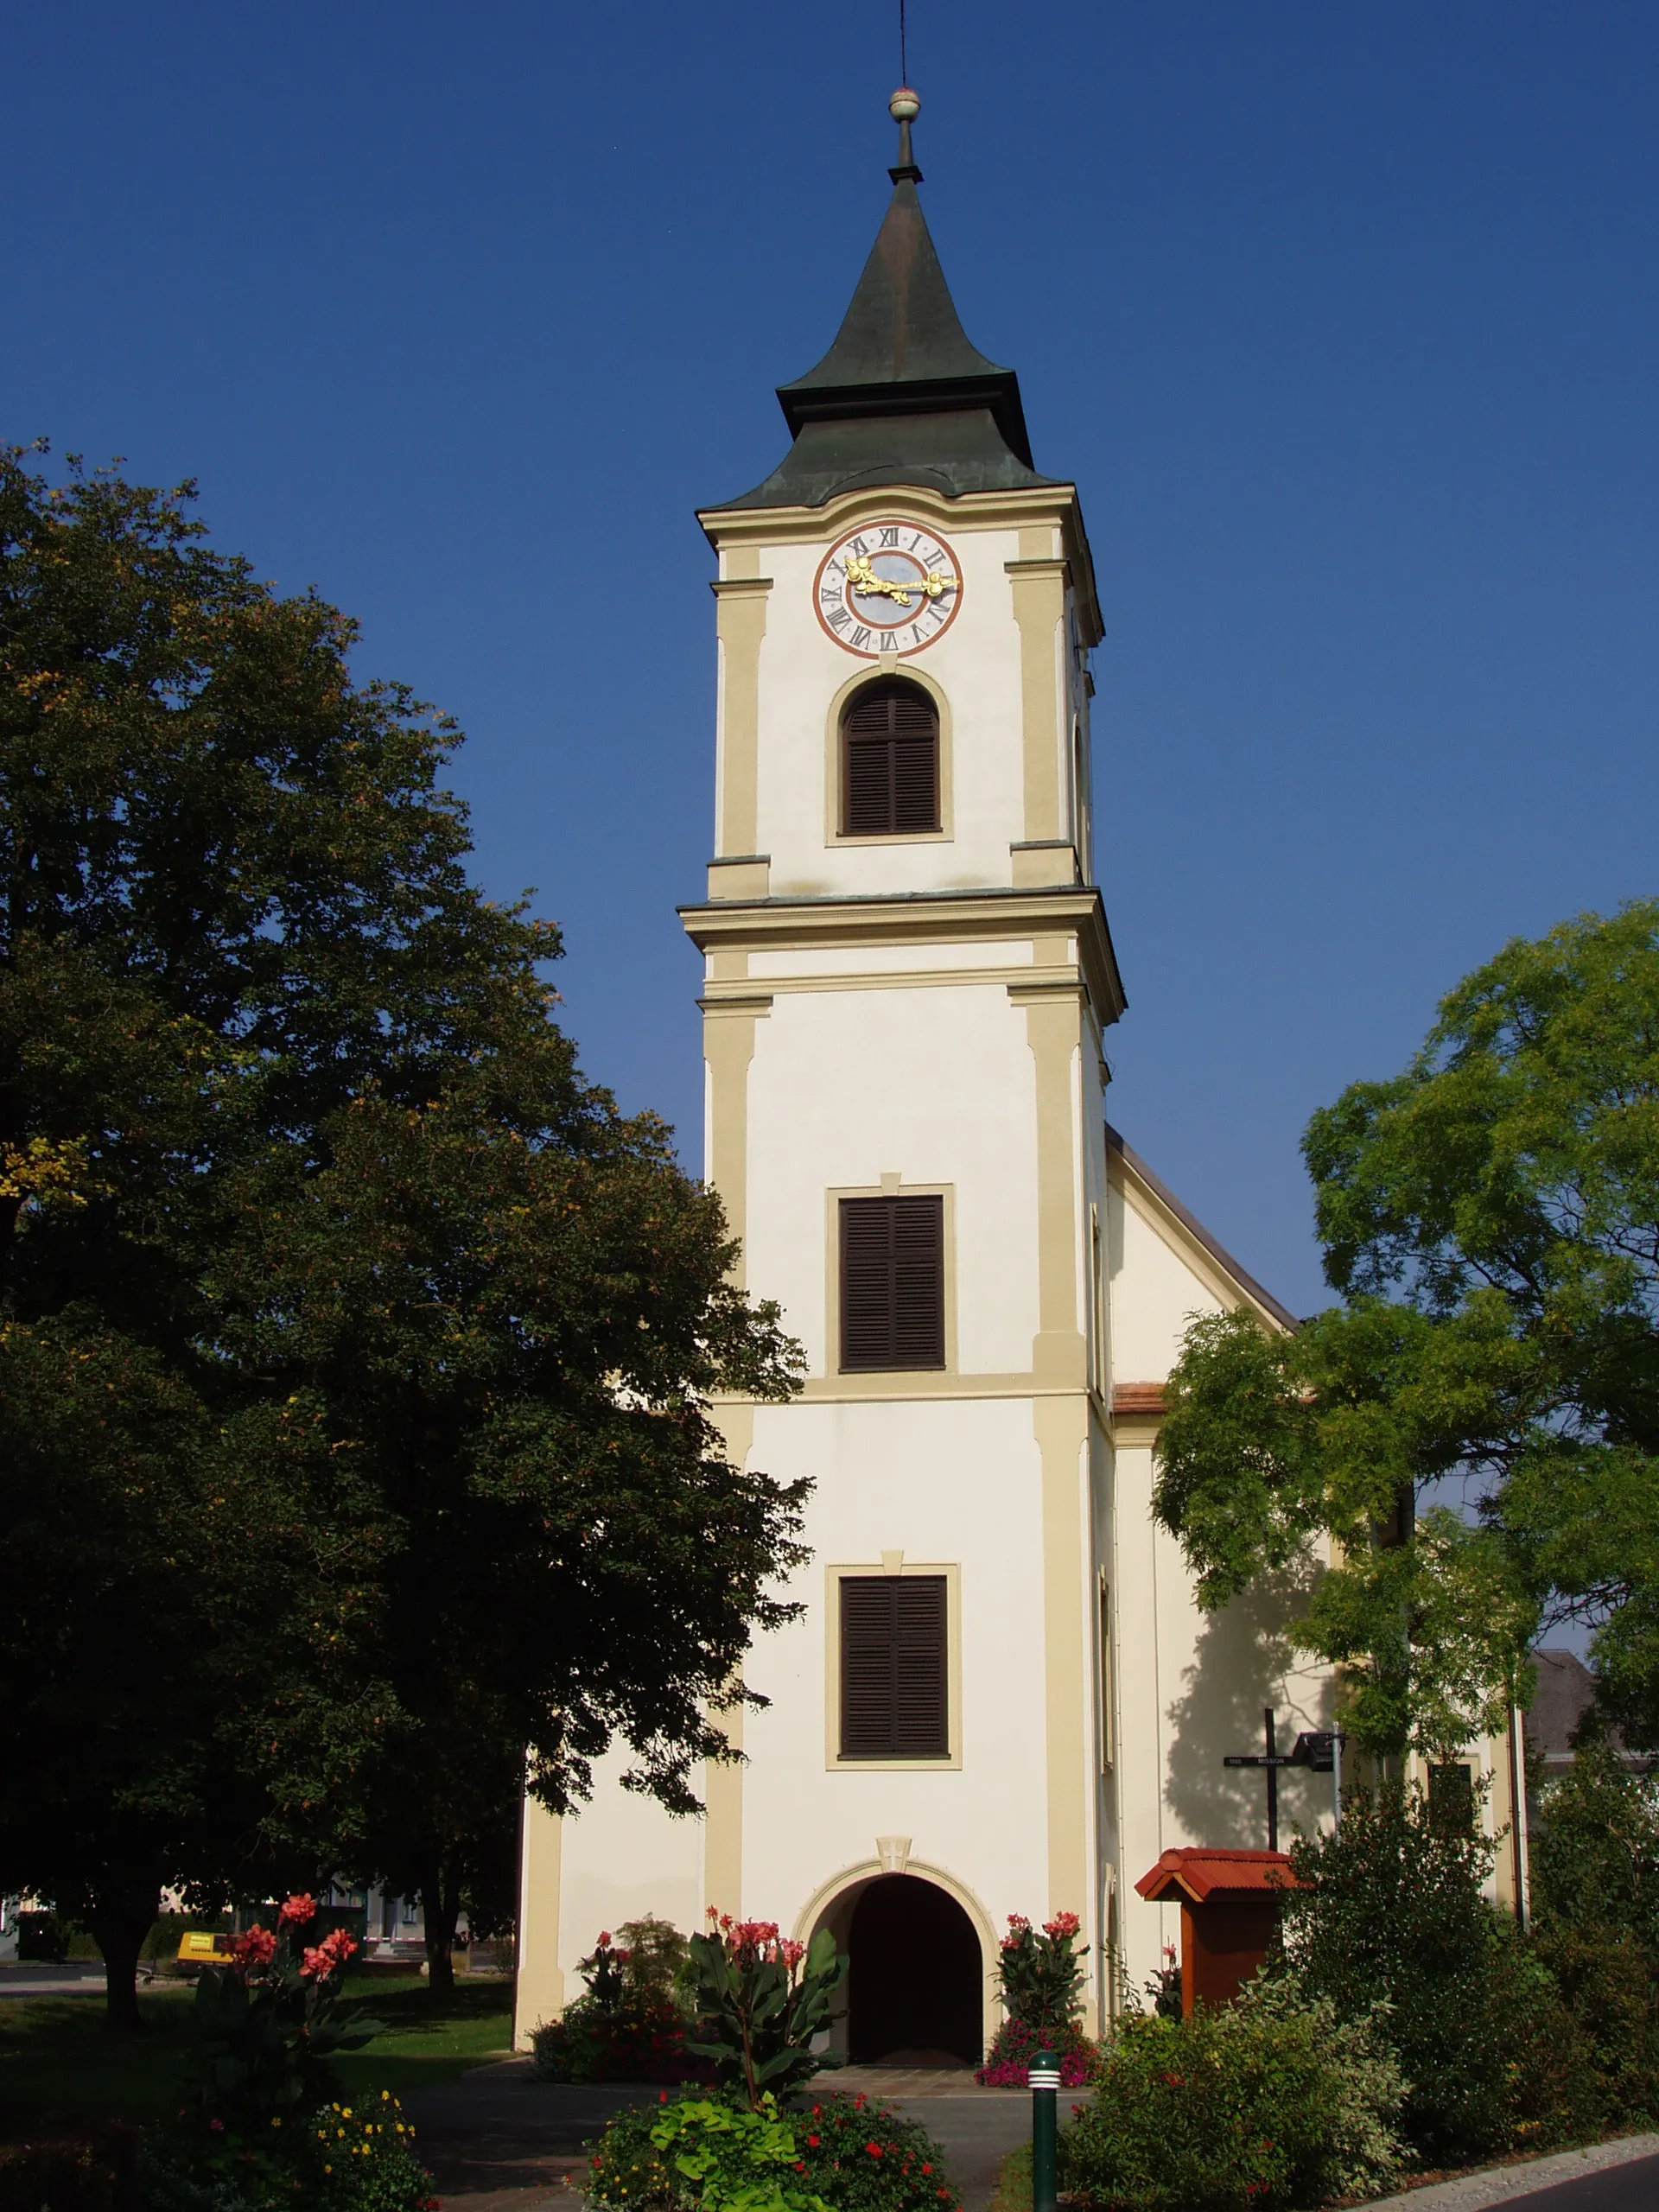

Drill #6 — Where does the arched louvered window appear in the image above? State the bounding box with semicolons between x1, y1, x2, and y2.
841;678;940;837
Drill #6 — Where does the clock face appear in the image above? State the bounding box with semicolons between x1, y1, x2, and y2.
813;521;963;658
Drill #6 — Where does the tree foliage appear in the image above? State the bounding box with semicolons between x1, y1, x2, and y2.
1154;906;1659;1754
0;446;806;2014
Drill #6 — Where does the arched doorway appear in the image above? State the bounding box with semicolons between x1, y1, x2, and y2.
847;1874;983;2065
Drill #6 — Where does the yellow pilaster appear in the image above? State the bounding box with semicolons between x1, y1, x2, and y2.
1007;532;1068;845
512;1792;563;2052
712;575;772;859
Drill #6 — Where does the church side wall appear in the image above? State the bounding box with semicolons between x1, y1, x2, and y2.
1103;1181;1335;1996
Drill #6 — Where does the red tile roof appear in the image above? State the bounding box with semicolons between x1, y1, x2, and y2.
1135;1847;1301;1904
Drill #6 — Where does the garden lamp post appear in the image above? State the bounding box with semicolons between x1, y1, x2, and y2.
1031;2045;1059;2212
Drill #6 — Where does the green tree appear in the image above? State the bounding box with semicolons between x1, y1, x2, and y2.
218;1060;807;1989
1276;1783;1577;2162
0;447;804;2018
1154;906;1659;1756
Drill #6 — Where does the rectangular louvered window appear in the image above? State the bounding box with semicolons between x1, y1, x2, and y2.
842;680;940;836
839;1574;949;1759
839;1194;945;1370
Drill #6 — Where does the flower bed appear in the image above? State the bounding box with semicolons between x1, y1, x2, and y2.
975;2016;1094;2089
587;2088;961;2212
976;1910;1096;2088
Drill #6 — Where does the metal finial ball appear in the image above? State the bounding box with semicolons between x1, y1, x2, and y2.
889;86;920;122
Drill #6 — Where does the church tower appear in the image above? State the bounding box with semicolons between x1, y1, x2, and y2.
514;92;1327;2063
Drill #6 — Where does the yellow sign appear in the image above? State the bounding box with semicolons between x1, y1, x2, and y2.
177;1930;232;1961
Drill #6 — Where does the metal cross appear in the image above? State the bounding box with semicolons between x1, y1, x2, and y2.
1224;1709;1344;1850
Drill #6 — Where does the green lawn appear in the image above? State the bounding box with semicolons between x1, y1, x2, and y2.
0;1974;514;2125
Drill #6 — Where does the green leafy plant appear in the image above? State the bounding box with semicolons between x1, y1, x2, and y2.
1153;904;1659;1761
531;1925;698;2084
1530;1925;1659;2133
977;1911;1093;2085
1276;1782;1589;2162
186;1894;381;2128
1532;1738;1659;1946
1059;1974;1405;2211
139;2088;435;2210
651;2096;829;2212
587;2088;961;2212
620;1914;695;2006
685;1914;847;2109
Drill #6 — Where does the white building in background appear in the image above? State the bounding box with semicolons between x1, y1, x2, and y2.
513;92;1343;2063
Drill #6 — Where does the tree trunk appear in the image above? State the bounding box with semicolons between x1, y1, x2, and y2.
417;1855;463;1997
89;1883;159;2032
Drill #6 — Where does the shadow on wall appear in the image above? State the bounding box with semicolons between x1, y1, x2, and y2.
1164;1558;1336;1850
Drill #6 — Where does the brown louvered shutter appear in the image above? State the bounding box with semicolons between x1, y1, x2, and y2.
840;1195;944;1370
842;680;939;836
840;1574;949;1758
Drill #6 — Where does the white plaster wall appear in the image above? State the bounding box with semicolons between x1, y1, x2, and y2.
1106;1185;1225;1381
555;1743;704;1985
741;1395;1052;1940
745;525;1027;897
742;982;1042;1376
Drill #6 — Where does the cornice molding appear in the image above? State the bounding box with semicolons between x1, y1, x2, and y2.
681;884;1126;1027
701;482;1103;645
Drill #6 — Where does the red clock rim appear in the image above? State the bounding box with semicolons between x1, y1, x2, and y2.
811;522;964;658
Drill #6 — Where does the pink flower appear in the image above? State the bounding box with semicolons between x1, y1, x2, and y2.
230;1925;277;1968
279;1894;317;1927
596;1930;612;1947
1043;1910;1081;1941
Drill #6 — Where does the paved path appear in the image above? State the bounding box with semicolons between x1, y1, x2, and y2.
0;1962;110;1998
403;2065;1659;2212
1369;2133;1659;2212
404;2063;1034;2212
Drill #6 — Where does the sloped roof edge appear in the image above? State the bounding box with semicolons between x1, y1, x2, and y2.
1106;1125;1301;1334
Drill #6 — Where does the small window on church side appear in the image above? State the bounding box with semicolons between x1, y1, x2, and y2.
839;1573;949;1759
841;678;939;836
840;1194;945;1370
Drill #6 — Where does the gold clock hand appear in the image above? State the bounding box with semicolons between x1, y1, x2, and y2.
844;552;911;603
842;550;955;606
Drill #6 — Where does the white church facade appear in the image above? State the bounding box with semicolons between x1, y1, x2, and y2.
513;92;1341;2062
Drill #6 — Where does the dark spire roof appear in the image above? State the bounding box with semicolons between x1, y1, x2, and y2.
709;93;1053;514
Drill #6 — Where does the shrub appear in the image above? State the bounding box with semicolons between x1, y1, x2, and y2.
587;2089;960;2212
0;2127;137;2212
685;1913;847;2108
15;1909;69;1962
1531;1740;1659;1948
1531;1926;1659;2132
139;2089;435;2210
1277;1780;1555;2164
531;1926;699;2083
532;1994;694;2084
1059;1975;1405;2211
620;1914;694;2005
648;2096;828;2212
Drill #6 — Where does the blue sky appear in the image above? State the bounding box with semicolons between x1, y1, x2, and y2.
7;2;1656;1318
